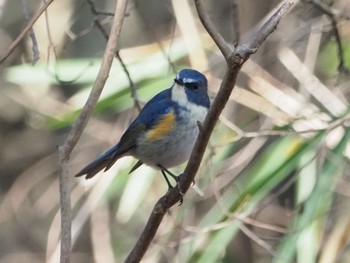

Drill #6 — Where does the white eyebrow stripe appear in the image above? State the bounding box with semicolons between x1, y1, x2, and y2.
182;78;196;83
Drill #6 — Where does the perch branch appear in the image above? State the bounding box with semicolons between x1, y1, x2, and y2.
57;0;129;262
125;1;294;262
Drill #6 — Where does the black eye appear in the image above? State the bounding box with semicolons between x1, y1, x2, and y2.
186;83;199;89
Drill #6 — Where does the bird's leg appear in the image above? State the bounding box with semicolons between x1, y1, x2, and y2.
161;170;174;189
159;165;183;205
158;164;183;183
163;168;181;182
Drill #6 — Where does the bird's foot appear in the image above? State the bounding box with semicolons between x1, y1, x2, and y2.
160;168;184;206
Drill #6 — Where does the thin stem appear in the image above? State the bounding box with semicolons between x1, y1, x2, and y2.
57;1;129;262
232;0;241;44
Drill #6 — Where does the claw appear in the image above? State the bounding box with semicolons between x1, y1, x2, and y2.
159;166;186;205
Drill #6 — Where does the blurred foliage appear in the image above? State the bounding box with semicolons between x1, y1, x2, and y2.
318;38;350;77
1;0;350;263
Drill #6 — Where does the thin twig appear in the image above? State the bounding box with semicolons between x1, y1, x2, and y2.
43;0;58;65
94;10;115;16
194;0;232;59
86;0;114;17
115;51;143;111
210;161;279;257
20;0;39;64
125;1;294;262
57;1;129;263
235;2;294;58
164;213;286;247
0;0;55;64
303;0;350;74
214;112;350;146
238;223;277;256
86;0;142;110
235;214;286;234
231;0;240;44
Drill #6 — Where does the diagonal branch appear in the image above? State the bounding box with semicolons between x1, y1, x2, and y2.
57;1;129;263
0;0;55;64
125;1;294;262
86;0;142;110
236;1;294;58
194;0;232;59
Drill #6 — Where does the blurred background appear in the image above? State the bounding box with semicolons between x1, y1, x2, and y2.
0;0;350;262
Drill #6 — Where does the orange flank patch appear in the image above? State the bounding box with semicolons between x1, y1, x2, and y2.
146;111;176;140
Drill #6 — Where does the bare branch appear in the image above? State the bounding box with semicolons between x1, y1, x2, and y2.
231;0;240;43
117;51;143;111
214;111;350;146
0;0;55;64
20;0;39;64
238;223;276;256
194;0;232;59
86;0;115;16
235;1;294;58
57;1;129;262
125;1;294;262
87;0;142;110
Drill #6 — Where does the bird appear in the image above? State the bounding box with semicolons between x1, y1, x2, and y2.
75;69;210;189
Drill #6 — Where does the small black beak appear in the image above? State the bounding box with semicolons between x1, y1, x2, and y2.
174;78;184;86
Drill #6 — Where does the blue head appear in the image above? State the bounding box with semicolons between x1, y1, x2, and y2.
173;69;210;109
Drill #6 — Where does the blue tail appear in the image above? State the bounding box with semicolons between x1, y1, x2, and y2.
75;144;120;179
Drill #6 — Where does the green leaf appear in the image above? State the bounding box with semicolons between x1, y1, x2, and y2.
317;38;350;77
274;129;349;263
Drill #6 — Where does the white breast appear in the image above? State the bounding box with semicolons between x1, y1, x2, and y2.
133;84;208;169
171;84;208;123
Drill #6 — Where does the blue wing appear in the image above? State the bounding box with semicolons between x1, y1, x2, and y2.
75;88;175;179
128;88;175;129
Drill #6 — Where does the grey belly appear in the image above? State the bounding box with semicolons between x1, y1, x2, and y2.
132;121;199;168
